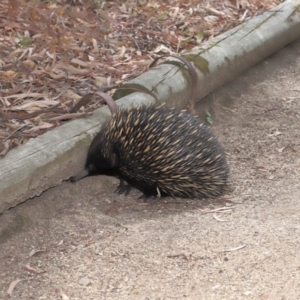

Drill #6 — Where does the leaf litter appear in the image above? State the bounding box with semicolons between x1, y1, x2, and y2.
0;0;282;155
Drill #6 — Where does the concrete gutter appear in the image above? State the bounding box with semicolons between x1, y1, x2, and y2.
1;0;300;213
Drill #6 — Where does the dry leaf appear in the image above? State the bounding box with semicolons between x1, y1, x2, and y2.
213;214;229;222
12;100;59;111
0;141;10;156
218;245;246;252
23;264;39;274
25;122;54;133
7;279;25;296
29;249;45;257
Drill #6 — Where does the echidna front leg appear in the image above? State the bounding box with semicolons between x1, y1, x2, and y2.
115;179;132;195
115;179;159;201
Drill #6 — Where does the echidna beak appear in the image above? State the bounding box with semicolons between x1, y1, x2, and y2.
70;169;90;182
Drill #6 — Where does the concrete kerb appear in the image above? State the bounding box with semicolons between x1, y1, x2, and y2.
1;0;300;213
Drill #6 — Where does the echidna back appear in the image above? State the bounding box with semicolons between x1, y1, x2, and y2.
102;104;230;199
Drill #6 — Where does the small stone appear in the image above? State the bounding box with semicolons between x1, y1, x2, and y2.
244;291;252;296
79;277;91;286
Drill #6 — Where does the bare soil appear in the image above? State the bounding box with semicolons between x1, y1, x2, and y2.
1;39;300;300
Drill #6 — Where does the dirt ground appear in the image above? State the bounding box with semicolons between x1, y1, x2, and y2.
1;38;300;300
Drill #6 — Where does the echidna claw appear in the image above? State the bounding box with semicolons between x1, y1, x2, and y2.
115;179;132;195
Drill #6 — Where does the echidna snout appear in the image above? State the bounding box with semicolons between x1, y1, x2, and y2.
70;169;90;182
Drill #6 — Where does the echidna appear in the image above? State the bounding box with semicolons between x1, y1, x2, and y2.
71;102;231;199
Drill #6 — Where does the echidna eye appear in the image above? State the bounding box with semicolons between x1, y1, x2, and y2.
88;164;95;172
